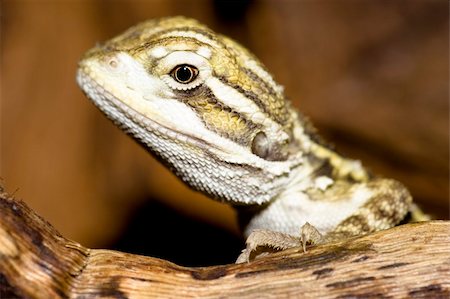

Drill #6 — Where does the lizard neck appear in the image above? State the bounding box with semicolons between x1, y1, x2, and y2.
235;132;370;237
235;151;329;235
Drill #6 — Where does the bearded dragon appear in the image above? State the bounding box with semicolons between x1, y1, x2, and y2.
77;17;424;263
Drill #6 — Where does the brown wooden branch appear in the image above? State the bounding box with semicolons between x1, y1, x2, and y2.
0;188;449;299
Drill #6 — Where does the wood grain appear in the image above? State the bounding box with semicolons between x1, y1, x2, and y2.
1;188;449;299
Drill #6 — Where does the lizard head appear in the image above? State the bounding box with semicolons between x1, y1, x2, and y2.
77;17;315;205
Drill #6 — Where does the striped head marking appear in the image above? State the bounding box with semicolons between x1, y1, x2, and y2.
77;16;309;205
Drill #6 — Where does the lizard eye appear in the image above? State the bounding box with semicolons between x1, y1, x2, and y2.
251;131;270;159
171;64;199;84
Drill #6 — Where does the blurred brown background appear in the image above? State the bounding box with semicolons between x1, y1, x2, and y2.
1;0;448;266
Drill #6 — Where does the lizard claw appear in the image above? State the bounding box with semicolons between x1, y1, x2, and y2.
236;248;251;264
300;222;323;252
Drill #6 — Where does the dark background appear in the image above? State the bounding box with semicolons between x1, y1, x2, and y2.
1;0;448;266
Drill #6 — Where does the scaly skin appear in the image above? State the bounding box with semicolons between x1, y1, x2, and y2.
77;17;416;262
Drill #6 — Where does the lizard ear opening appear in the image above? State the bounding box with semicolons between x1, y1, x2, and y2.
251;131;270;159
251;131;291;161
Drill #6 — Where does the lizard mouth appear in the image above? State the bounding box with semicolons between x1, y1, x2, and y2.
76;69;218;152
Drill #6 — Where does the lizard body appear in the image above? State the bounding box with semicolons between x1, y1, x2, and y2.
77;17;416;262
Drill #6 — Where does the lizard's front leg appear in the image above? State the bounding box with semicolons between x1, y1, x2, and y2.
237;178;413;263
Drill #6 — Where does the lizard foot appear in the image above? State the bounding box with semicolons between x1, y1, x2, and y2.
236;222;323;263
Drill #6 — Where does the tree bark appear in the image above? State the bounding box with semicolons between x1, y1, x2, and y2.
0;188;449;299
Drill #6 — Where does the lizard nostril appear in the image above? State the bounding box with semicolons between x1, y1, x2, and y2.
108;58;118;68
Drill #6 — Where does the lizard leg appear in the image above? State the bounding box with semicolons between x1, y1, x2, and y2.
237;178;413;263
